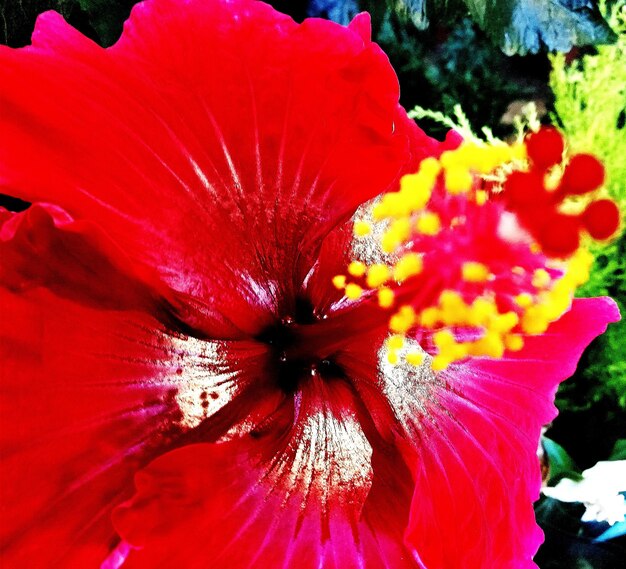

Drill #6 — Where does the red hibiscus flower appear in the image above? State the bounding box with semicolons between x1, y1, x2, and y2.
0;1;619;568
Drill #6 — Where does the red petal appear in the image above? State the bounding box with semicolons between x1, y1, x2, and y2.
0;1;421;333
404;297;620;568
112;376;421;568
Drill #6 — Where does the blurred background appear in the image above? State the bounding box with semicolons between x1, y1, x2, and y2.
1;0;624;566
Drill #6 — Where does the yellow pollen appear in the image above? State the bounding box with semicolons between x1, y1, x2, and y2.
366;264;391;288
521;305;550;334
345;283;363;300
354;220;372;237
504;334;524;352
393;253;423;282
419;157;442;178
416;212;441;235
378;287;395;308
387;334;405;350
406;351;425;366
387;350;399;365
348;261;367;277
420;306;440;327
471;331;505;358
433;330;455;348
444;166;473;194
514;293;533;308
439;151;457;169
532;269;551;289
469;297;497;326
490;311;519;333
475;190;488;206
431;354;453;371
332;275;347;290
381;218;411;253
389;305;416;333
462;261;491;283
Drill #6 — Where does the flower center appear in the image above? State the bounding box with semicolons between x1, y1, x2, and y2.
257;297;345;393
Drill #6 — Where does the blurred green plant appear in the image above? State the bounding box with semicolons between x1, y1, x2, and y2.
310;0;616;54
549;0;626;412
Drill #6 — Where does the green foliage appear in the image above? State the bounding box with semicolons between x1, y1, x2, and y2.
378;17;542;139
312;0;616;54
0;0;137;47
464;0;616;55
550;1;626;411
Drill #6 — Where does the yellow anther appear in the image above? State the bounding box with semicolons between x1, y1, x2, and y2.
372;203;388;221
512;266;525;275
420;307;440;327
439;290;464;309
354;220;372;237
332;275;347;290
475;190;488;206
439;151;458;169
567;248;593;286
521;305;550;334
532;269;551;289
431;354;453;371
406;351;425;366
416;212;441;235
345;283;363;300
390;218;411;240
387;350;399;365
472;331;505;358
419;157;442;178
444;166;473;194
469;297;497;326
490;311;519;333
381;231;399;254
387;334;405;350
438;290;469;326
433;330;455;348
541;287;571;321
366;264;391;288
389;305;416;333
393;253;423;282
348;261;367;277
462;261;490;283
514;293;533;308
440;341;470;361
381;218;412;253
378;287;395;308
504;333;524;352
400;174;433;211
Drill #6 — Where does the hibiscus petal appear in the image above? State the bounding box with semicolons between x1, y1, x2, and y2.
0;279;275;566
0;205;273;564
112;375;421;568
0;0;426;333
404;297;620;568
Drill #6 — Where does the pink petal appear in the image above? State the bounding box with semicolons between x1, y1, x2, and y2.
404;297;620;568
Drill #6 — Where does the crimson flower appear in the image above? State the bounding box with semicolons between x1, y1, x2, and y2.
0;1;619;568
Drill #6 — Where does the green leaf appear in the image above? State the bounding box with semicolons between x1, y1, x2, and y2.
76;0;137;46
462;0;617;54
542;436;582;484
609;439;626;461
